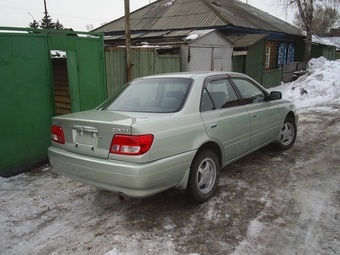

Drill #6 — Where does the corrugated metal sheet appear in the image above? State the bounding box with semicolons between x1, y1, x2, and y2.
227;34;268;48
94;0;227;32
139;31;169;38
212;0;301;35
164;29;193;37
94;0;301;36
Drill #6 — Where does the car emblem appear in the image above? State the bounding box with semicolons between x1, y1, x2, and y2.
112;128;130;133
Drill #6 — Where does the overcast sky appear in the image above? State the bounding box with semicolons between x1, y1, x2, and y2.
0;0;293;31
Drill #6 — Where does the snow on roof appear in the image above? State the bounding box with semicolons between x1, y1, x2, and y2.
300;31;337;47
321;37;340;50
311;34;337;47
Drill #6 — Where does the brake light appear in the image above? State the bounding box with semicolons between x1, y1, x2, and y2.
110;134;154;155
51;125;65;144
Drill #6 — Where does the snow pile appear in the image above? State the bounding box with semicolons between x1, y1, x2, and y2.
272;57;340;108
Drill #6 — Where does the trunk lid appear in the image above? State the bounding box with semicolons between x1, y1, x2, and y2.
52;110;170;159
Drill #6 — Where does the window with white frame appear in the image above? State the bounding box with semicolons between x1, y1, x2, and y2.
265;47;271;68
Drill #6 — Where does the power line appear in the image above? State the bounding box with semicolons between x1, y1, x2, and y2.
0;3;107;23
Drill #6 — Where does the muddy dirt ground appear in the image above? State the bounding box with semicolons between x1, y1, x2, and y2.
1;104;340;255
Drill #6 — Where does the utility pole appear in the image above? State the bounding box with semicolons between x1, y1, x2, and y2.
44;0;49;28
124;0;132;82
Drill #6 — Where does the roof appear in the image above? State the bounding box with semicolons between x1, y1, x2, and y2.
93;0;301;36
104;29;233;47
139;70;250;79
226;34;268;48
318;37;340;49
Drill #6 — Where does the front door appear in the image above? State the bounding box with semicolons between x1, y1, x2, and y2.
231;78;281;149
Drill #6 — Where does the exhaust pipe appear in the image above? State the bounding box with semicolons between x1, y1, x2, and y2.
118;193;129;202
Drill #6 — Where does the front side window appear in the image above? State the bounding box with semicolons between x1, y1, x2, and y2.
103;78;192;113
232;79;266;105
201;79;240;112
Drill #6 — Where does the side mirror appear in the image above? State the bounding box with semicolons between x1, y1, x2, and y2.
269;91;282;100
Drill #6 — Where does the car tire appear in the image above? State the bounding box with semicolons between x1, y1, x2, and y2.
273;116;297;150
188;149;220;203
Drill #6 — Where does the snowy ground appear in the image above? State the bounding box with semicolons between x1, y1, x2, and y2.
1;58;340;255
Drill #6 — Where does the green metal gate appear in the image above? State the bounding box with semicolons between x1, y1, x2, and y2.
0;27;106;176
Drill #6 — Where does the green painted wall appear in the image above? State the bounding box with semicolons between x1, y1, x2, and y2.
262;69;283;89
48;34;107;111
311;44;336;60
246;39;266;84
232;55;246;74
0;27;106;176
0;33;53;174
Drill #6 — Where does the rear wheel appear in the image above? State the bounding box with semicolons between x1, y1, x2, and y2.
274;117;297;150
188;149;220;203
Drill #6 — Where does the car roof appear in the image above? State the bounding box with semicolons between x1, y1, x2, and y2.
136;71;250;80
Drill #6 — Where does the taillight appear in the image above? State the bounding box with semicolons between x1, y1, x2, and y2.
51;125;65;144
110;134;154;155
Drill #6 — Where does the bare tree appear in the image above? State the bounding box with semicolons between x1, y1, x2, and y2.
277;0;340;61
293;5;340;36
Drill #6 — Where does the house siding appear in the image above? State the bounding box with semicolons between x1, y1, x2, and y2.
246;38;266;84
311;45;336;60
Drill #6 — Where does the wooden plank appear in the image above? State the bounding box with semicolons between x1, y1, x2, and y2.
55;101;71;109
54;85;69;91
52;58;71;115
55;95;71;103
54;90;70;96
56;108;71;115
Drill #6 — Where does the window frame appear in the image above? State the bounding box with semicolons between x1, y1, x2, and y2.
200;75;242;112
265;47;271;68
230;77;269;105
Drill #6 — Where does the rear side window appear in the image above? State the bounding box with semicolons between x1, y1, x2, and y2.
201;79;240;112
105;78;192;113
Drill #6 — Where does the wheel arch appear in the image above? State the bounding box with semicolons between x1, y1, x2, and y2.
195;141;223;168
286;111;297;123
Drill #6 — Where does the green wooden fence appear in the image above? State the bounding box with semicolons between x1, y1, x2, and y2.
105;47;181;97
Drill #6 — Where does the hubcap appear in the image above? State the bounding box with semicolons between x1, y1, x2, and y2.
280;123;294;145
197;158;216;194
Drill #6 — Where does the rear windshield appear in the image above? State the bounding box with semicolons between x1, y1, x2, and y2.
101;78;192;113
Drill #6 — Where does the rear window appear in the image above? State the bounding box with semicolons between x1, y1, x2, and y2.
103;78;192;113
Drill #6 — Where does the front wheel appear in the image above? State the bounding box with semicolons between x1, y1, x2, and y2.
273;117;297;150
188;149;220;203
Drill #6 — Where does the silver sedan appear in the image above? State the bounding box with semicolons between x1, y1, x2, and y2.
48;72;298;203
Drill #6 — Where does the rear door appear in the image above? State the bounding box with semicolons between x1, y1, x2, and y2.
231;78;281;149
200;76;251;164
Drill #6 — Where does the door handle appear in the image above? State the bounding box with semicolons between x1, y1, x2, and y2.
252;114;258;118
210;124;218;129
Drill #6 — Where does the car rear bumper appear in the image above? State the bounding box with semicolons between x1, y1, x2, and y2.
48;146;196;198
